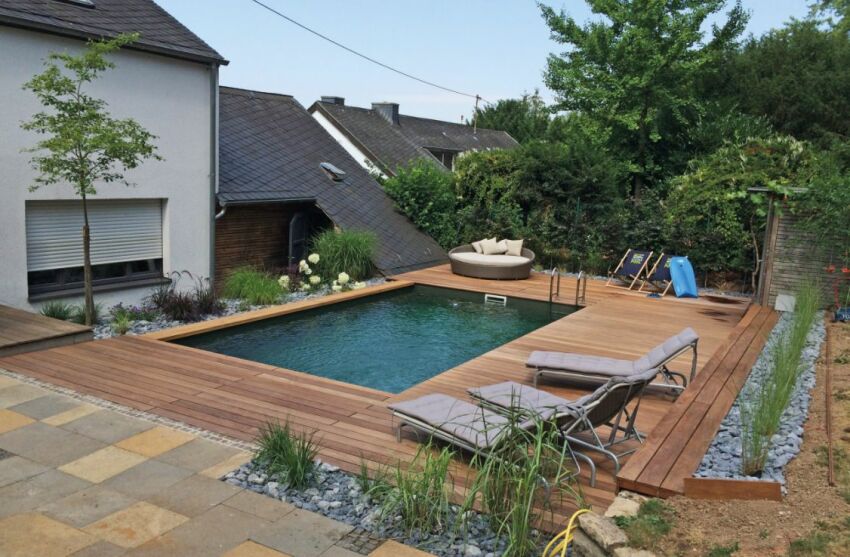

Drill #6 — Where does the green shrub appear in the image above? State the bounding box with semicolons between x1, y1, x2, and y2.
111;312;132;335
69;302;102;324
221;267;282;306
707;541;740;557
190;275;224;315
255;421;318;490
741;282;821;475
40;301;74;321
382;159;458;248
311;229;375;281
613;499;675;550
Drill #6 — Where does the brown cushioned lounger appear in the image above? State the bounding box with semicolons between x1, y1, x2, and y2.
527;327;699;391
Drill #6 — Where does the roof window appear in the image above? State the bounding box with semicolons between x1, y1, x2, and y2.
319;162;346;182
55;0;96;7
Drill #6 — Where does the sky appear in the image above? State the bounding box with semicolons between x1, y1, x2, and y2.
157;0;811;123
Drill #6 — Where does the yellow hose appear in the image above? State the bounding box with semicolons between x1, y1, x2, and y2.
542;508;591;557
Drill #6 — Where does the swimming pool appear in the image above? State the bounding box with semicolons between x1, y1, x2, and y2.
176;285;578;393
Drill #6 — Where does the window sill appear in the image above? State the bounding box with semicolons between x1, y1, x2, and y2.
28;276;171;302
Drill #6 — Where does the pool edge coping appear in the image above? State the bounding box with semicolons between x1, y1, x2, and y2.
142;279;415;341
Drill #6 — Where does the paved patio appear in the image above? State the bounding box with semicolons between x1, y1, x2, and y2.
0;374;432;557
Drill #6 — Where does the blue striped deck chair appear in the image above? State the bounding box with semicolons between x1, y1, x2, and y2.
606;249;653;291
639;253;674;296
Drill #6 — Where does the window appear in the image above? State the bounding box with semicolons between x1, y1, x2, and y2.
26;199;164;296
319;162;346;182
427;149;458;170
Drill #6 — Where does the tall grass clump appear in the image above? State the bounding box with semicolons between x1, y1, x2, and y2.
312;229;376;281
461;412;586;557
222;266;282;305
255;420;318;489
40;301;74;321
741;282;821;475
69;302;102;324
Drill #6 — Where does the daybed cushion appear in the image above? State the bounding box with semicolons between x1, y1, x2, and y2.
480;238;505;255
505;239;524;256
450;252;531;267
389;393;530;449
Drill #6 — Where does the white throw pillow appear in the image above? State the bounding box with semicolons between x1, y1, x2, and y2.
505;239;524;257
471;239;485;254
496;239;509;254
481;238;503;255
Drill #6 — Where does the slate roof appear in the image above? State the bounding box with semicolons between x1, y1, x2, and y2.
219;87;447;275
310;101;519;176
0;0;225;64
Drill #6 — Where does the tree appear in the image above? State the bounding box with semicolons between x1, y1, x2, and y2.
22;34;160;325
471;91;551;143
723;19;850;147
540;0;748;197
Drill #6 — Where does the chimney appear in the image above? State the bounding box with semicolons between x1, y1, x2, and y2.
372;102;399;125
321;96;345;105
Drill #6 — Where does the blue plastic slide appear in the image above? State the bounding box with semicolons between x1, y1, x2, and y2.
670;256;698;298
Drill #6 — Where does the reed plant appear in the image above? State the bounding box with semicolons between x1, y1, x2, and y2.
312;229;376;281
111;311;132;335
741;282;821;475
375;443;455;535
461;411;586;557
255;420;318;489
222;266;282;306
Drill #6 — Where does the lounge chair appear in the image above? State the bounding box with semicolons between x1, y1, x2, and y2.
606;249;653;291
388;393;593;483
469;368;657;481
527;327;699;391
639;253;674;296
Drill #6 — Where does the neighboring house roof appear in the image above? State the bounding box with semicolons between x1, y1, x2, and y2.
0;0;226;65
309;100;519;176
218;87;447;275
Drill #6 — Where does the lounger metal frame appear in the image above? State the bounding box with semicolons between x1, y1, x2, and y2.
389;407;595;485
532;337;699;395
471;375;653;484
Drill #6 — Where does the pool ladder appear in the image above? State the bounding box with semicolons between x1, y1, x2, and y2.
549;268;587;306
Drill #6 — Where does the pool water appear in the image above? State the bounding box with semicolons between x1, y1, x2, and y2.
176;285;577;393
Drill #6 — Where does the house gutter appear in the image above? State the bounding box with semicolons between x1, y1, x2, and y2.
209;64;220;285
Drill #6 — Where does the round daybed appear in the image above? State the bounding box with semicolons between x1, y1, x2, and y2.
448;245;536;280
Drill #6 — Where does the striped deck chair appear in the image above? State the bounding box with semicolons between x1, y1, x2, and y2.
606;249;653;291
639;253;674;296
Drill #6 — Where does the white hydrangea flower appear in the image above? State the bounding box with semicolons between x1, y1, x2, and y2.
298;259;308;269
331;284;343;292
337;272;350;285
309;275;321;285
300;283;311;291
304;267;312;275
308;253;320;264
278;275;290;288
352;281;366;290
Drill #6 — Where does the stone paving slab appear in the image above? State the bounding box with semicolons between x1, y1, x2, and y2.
0;373;436;557
11;393;83;420
0;421;106;467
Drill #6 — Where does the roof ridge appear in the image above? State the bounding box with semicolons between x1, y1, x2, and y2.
220;86;296;102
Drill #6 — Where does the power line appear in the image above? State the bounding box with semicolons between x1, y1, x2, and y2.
248;0;488;103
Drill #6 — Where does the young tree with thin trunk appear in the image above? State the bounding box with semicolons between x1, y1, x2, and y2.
22;34;160;325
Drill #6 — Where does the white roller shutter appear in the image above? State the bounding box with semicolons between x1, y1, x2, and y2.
26;200;163;272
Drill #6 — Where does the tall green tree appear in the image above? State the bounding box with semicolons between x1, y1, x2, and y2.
724;19;850;147
540;0;748;197
472;91;551;143
22;34;160;325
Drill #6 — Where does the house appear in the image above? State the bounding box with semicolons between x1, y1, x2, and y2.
0;0;226;311
309;98;519;177
216;87;446;279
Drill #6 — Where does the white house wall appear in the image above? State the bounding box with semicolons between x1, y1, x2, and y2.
0;27;214;311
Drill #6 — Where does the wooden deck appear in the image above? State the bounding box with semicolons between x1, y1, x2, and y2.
0;304;92;357
0;266;761;518
617;303;779;497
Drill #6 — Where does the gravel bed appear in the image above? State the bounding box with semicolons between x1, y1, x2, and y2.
93;277;386;339
224;460;509;557
694;311;825;486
